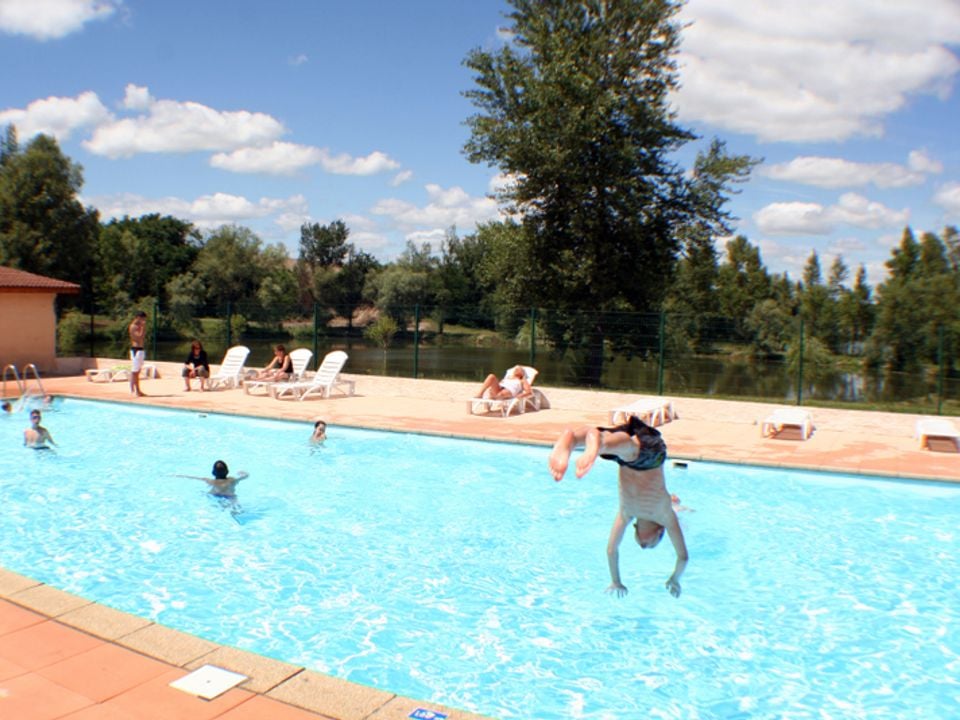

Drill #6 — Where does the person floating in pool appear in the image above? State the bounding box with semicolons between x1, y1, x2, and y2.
310;419;327;444
23;409;56;449
548;415;688;598
180;460;248;517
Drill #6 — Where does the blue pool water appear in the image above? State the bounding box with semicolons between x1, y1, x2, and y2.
1;399;959;719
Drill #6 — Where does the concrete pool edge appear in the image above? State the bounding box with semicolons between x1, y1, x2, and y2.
0;567;493;720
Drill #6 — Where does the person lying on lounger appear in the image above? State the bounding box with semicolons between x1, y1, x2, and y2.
548;415;688;598
474;365;532;401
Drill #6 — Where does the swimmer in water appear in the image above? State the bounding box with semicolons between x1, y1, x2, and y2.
310;419;327;444
177;460;248;517
23;409;56;449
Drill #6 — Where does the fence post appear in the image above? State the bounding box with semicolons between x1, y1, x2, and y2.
226;302;232;347
937;324;945;415
89;312;95;358
657;311;666;395
413;304;420;379
151;301;159;360
796;318;804;405
529;308;537;367
313;303;320;370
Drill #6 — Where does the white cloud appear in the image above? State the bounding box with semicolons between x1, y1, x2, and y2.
86;191;309;231
84;85;286;158
0;0;117;40
762;151;941;189
676;0;960;142
371;183;500;230
0;91;111;141
288;53;308;67
319;149;399;175
933;182;960;218
210;141;400;177
754;193;908;235
390;169;413;187
211;141;323;175
754;202;834;235
121;83;152;111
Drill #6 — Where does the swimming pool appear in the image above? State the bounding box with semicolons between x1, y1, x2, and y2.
1;399;958;719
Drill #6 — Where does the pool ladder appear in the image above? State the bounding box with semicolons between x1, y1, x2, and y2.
2;363;47;408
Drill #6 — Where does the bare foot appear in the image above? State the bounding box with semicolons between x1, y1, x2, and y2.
184;386;191;392
548;430;575;481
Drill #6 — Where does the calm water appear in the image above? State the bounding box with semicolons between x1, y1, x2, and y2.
1;400;958;719
80;336;953;405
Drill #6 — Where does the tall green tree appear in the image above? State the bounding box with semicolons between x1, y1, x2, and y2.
193;225;266;309
462;0;754;382
0;131;99;294
870;228;925;371
297;219;351;310
366;241;440;329
716;235;772;341
96;214;200;313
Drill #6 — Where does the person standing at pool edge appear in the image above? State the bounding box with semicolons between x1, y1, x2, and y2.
128;311;147;397
548;415;688;598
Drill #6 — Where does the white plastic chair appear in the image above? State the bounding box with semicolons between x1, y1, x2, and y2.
270;350;354;401
244;348;313;395
207;345;250;390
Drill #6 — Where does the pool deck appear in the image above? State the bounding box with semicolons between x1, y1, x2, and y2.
3;365;959;720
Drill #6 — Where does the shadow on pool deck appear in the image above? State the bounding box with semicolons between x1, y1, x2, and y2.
2;365;958;720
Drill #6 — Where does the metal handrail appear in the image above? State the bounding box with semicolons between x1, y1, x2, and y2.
21;363;46;398
2;364;24;400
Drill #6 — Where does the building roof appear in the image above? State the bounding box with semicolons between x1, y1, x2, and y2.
0;266;81;294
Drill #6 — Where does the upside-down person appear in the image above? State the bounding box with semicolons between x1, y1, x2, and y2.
548;415;688;598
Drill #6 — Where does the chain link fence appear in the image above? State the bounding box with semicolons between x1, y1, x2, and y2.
59;302;960;415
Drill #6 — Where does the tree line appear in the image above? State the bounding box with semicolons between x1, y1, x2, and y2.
2;0;958;384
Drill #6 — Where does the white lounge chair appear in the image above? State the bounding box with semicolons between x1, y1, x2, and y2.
244;348;313;395
469;365;545;417
207;345;251;390
85;365;130;383
270;350;354;401
761;407;814;440
609;396;678;427
915;417;960;450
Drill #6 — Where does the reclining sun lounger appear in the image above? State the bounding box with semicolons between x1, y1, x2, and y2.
270;350;354;401
915;417;960;450
244;348;313;395
609;397;678;427
469;366;545;417
761;407;814;440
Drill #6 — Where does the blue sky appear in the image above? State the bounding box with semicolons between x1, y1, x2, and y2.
2;0;959;288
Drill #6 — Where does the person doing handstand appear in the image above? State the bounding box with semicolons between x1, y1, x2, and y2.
548;415;688;598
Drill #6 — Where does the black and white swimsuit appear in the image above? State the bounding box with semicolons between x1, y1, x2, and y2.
599;415;667;470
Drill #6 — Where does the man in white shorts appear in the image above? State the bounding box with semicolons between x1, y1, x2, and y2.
128;311;147;397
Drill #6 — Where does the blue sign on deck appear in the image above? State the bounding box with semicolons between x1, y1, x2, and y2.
409;710;448;720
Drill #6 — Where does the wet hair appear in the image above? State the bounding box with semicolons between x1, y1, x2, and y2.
634;521;665;549
1;401;11;412
314;420;326;430
212;460;229;479
135;311;147;318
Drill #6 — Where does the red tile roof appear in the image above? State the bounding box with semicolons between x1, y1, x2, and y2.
0;266;81;294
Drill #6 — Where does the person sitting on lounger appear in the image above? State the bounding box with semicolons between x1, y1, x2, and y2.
182;340;210;392
253;344;293;381
548;415;688;599
475;365;532;401
24;409;56;449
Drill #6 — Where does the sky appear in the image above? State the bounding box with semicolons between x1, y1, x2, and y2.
1;0;959;288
